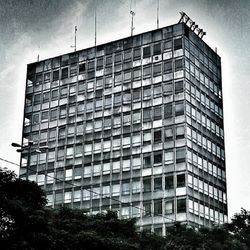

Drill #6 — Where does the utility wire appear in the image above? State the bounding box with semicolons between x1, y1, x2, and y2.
0;157;176;222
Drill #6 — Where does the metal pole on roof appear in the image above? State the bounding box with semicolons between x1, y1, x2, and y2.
94;2;97;47
157;0;159;29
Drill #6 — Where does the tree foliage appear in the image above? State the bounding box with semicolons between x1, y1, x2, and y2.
0;167;250;250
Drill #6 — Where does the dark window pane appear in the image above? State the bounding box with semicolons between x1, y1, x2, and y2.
133;47;141;59
62;67;68;79
153;43;161;55
154;152;162;164
154;177;162;191
154;106;162;120
175;80;184;94
143;46;151;58
154;130;162;143
154;200;162;215
177;199;186;213
143;109;151;122
143;155;151;168
143;178;151;192
175;59;183;72
153;63;161;76
177;174;185;187
164;103;173;118
174;38;182;50
163;60;172;73
165;176;174;189
79;63;86;74
176;147;186;163
53;70;59;81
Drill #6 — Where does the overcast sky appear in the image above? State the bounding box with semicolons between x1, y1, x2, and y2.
0;0;249;218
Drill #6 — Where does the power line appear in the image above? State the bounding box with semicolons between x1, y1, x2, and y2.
0;157;19;166
0;157;175;222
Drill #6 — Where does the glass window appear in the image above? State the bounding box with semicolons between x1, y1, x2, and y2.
165;127;173;141
143;131;151;144
143;178;151;192
122;182;130;195
175;59;183;72
112;184;120;196
132;157;141;170
103;185;110;197
153;85;162;98
175;102;184;116
174;38;182;50
143;108;151;122
53;70;59;81
177;174;185;187
133;47;141;59
177;199;186;213
163;82;172;96
165;200;174;214
34;94;41;105
70;64;77;76
176;147;186;163
154;106;162;120
133;88;141;101
164;103;172;118
50;109;57;121
133;111;141;124
165;151;174;164
105;95;112;108
112;161;120;172
41;111;48;122
163;60;172;73
132;181;141;193
79;62;86;74
153;43;161;55
43;92;50;103
164;40;172;50
143;154;151;168
165;175;174;189
143;65;151;77
51;89;58;100
154;151;162;164
62;67;68;79
114;94;121;106
143;46;151;58
143;87;151;99
133;67;141;79
176;125;185;139
153;63;161;76
154;200;162;215
175;80;184;94
154;177;162;191
154;130;162;143
95;98;103;110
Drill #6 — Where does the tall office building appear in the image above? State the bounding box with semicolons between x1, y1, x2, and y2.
20;19;227;235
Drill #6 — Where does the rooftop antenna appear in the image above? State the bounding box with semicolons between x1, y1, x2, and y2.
37;44;40;62
178;11;206;39
94;2;97;46
130;0;135;36
157;0;159;29
71;26;77;51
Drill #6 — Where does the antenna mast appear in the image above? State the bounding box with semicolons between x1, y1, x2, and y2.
130;10;135;36
71;26;77;51
94;3;97;46
74;26;77;51
130;0;136;36
157;0;159;29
